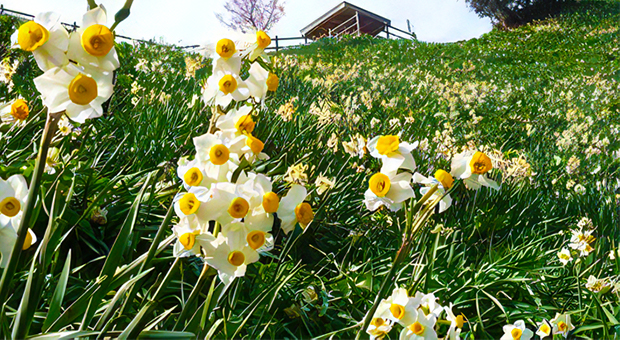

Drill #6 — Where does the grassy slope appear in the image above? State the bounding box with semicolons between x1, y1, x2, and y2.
0;1;619;338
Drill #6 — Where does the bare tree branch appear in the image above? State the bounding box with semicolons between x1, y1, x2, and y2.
216;0;286;33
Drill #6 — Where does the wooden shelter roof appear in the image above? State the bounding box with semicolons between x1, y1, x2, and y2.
300;2;391;40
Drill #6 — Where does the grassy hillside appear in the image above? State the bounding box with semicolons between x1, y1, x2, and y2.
0;1;619;338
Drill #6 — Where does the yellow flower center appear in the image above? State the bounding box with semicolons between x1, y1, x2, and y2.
218;74;237;95
558;321;567;331
10;99;29;120
434;169;454;189
227;250;245;266
262;192;279;213
0;197;21;217
266;73;279;92
559;253;570;260
369;173;391;197
256;31;271;49
376;135;399;155
539;323;550;335
408;321;425;335
183;167;203;186
245;134;264;154
389;303;405;320
228;197;249;219
81;24;114;57
17;21;49;51
179;193;200;215
294;202;313;227
456;314;465;329
68;74;98;106
247;230;266;250
179;232;197;250
511;328;522;339
469;151;493;175
216;38;236;58
370;317;385;327
235;114;255;134
22;229;35;250
209;144;230;165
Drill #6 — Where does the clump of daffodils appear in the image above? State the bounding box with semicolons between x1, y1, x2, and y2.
365;287;466;340
13;5;120;123
0;175;37;268
171;31;306;287
200;31;278;108
568;220;596;257
364;135;417;212
501;314;575;339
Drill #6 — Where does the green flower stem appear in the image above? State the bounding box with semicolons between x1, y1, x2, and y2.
173;262;212;331
0;111;61;311
356;185;441;339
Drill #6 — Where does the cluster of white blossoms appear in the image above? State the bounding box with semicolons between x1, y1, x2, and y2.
502;313;574;340
557;217;596;265
171;32;314;286
364;134;499;213
366;288;465;340
1;4;120;266
11;5;119;123
201;30;279;107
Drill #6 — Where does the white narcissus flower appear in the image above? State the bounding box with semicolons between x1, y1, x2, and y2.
536;320;552;338
221;220;274;253
176;157;208;190
215;105;255;139
34;63;113;123
413;170;453;213
366;301;394;340
398;309;438;340
246;62;278;101
557;248;573;265
367;135;417;173
0;175;29;229
203;66;249;107
451;150;499;190
364;170;414;212
0;174;37;268
382;288;422;327
173;186;212;222
201;181;262;226
11;12;69;71
67;5;119;73
568;228;595;257
500;320;533;340
202;234;259;287
277;184;313;234
414;292;444;318
240;30;271;62
444;303;465;340
193;131;245;181
0;98;29;123
172;217;214;258
0;227;37;268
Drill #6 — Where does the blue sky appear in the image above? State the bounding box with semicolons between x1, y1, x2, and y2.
2;0;492;45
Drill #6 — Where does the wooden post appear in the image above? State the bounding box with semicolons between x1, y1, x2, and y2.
304;37;308;44
386;25;390;39
275;36;279;52
355;11;360;36
0;5;4;15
